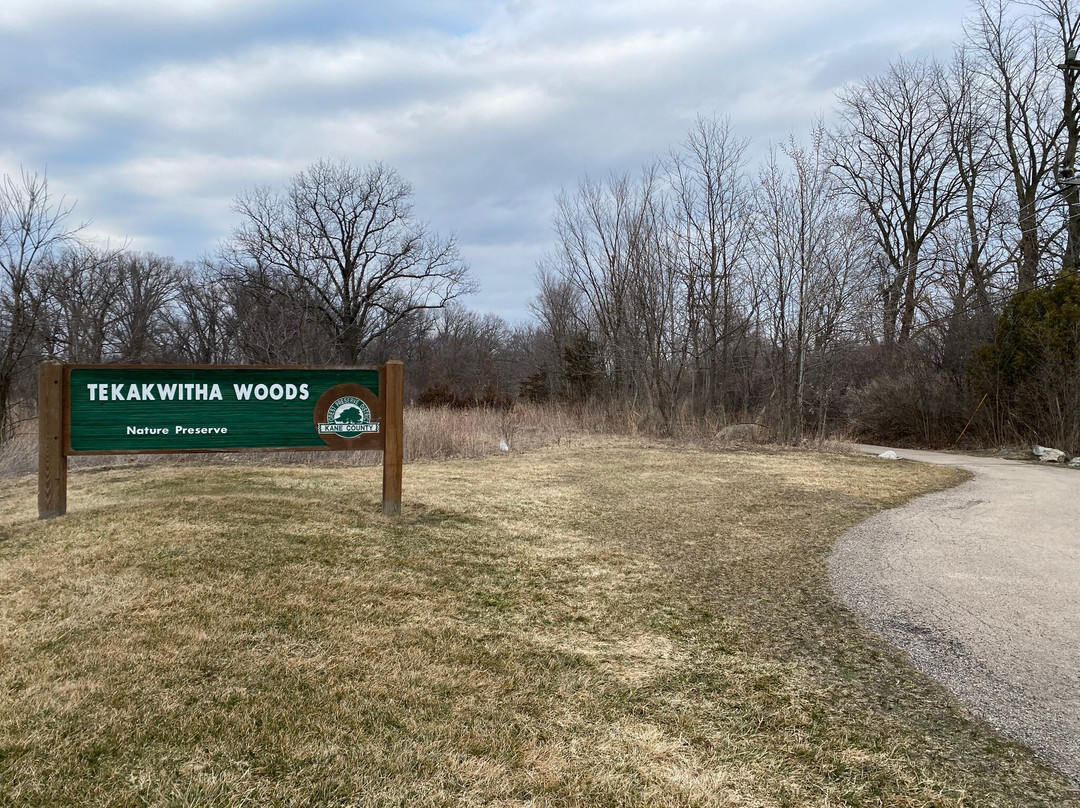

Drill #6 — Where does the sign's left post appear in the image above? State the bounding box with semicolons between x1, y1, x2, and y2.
38;363;67;519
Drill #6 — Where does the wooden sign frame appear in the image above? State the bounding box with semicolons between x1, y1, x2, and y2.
38;361;404;519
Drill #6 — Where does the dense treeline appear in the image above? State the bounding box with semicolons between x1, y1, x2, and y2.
0;162;525;441
1;0;1078;452
527;0;1080;451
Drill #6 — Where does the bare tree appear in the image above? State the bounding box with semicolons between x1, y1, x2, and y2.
831;58;961;345
925;49;1015;374
105;253;180;361
224;159;474;364
757;126;873;441
0;170;79;439
161;260;238;364
40;243;124;363
968;0;1063;288
549;171;648;398
624;173;691;432
666;115;756;417
528;264;585;400
224;266;335;365
1026;0;1080;269
41;248;181;364
417;304;514;404
936;49;1012;310
545;165;697;429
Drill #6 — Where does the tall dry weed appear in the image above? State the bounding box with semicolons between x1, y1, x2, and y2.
0;403;861;478
0;403;624;476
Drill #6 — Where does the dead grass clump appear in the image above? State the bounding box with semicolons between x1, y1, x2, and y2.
0;403;872;483
0;431;34;477
403;401;653;461
814;435;863;454
1;403;621;478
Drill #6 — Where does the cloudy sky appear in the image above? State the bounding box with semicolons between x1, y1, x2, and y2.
1;0;971;320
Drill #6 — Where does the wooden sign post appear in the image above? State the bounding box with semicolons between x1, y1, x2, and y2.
38;363;67;519
381;360;404;516
38;361;404;519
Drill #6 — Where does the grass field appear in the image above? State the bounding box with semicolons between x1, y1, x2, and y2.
1;441;1077;807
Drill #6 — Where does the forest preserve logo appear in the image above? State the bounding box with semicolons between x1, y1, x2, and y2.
317;395;379;437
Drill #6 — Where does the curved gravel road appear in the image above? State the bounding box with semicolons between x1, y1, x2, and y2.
830;445;1080;785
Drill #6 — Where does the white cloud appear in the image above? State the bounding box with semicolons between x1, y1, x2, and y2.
105;153;301;197
0;152;25;180
22;22;709;140
0;0;279;31
1;0;972;316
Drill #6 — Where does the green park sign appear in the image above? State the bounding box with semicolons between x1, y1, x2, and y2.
38;362;404;519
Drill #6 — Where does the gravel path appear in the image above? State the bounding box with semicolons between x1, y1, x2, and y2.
830;446;1080;785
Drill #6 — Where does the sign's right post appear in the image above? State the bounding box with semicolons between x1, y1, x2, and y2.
382;360;404;515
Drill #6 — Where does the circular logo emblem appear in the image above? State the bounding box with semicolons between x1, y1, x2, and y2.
319;395;377;438
322;396;372;438
313;383;381;447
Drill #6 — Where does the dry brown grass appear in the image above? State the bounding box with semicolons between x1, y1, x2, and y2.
0;403;857;479
0;404;622;477
0;444;1077;806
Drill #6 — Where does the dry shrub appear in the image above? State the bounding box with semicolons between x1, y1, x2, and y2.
0;431;35;476
403;401;657;460
1;401;858;479
814;436;862;455
847;363;964;448
0;403;630;477
714;423;770;443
